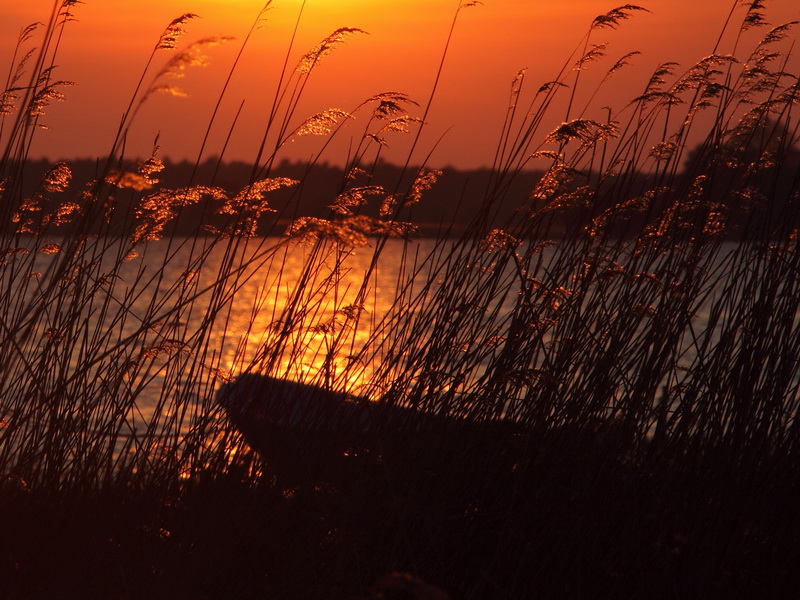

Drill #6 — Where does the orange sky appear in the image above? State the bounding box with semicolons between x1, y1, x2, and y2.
2;1;799;169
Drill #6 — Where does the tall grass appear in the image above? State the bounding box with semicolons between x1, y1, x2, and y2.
1;1;800;597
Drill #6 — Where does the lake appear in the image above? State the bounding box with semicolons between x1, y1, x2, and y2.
5;233;797;460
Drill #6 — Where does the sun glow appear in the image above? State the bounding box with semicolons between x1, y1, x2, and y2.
1;1;798;168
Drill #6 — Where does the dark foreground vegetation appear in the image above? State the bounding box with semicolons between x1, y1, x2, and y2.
2;1;800;598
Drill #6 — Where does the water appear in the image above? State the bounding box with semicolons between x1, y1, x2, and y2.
4;233;799;462
11;236;748;400
6;235;443;430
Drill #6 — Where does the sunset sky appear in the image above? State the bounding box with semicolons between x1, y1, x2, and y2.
2;1;799;169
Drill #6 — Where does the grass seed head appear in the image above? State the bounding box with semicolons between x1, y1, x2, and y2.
156;14;199;50
297;28;367;74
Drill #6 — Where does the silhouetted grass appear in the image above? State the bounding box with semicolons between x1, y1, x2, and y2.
1;1;800;598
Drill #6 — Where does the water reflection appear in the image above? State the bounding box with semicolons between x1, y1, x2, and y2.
6;233;784;476
104;236;434;420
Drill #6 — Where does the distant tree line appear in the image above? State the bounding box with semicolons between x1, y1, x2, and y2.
11;137;800;240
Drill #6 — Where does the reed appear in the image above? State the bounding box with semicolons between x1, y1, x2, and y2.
1;1;799;598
